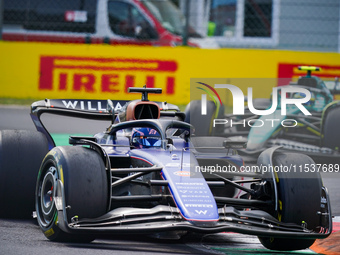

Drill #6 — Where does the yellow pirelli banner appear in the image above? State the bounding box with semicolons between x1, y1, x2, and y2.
1;41;340;105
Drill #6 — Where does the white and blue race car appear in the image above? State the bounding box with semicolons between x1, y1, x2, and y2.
0;86;332;251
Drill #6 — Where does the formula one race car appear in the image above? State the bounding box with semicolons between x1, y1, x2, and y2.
189;66;340;163
0;87;332;251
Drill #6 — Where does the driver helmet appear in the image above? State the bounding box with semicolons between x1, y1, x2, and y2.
131;128;161;148
293;91;315;106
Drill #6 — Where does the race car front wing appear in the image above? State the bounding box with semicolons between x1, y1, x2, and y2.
54;178;332;239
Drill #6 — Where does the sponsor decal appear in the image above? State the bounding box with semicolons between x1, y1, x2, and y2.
54;99;125;112
62;100;107;111
174;171;191;177
39;56;178;94
195;210;208;215
185;204;214;208
179;190;209;194
64;10;87;23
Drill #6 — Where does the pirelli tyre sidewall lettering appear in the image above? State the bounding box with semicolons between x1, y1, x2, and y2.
36;148;65;240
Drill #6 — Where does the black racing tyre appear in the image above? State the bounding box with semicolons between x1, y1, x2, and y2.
0;130;49;218
322;106;340;151
35;146;108;242
259;152;322;251
185;100;224;136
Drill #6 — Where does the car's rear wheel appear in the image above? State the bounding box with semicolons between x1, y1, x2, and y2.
248;98;271;111
0;130;49;218
36;146;108;242
258;152;321;251
323;105;340;151
185;100;224;136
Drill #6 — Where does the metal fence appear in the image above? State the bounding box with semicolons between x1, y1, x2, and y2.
1;0;339;52
184;0;340;52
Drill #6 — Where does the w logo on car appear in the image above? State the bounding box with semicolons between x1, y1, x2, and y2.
195;210;208;215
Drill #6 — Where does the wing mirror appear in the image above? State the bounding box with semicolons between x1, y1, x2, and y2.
223;139;247;149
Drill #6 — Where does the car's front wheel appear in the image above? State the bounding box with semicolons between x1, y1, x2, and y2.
258;152;322;251
36;146;108;242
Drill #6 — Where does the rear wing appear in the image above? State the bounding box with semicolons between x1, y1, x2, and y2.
31;99;128;120
31;98;181;119
30;98;183;149
30;99;129;149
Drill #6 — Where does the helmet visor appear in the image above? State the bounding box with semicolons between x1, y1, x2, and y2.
133;136;162;148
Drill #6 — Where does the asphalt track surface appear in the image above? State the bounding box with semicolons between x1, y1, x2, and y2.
1;105;340;255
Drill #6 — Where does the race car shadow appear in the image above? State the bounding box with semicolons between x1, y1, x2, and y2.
66;233;318;255
66;235;198;254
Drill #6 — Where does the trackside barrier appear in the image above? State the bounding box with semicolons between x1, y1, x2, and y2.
1;41;340;105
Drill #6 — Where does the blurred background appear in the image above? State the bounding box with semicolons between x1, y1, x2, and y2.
1;0;339;51
0;0;340;105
